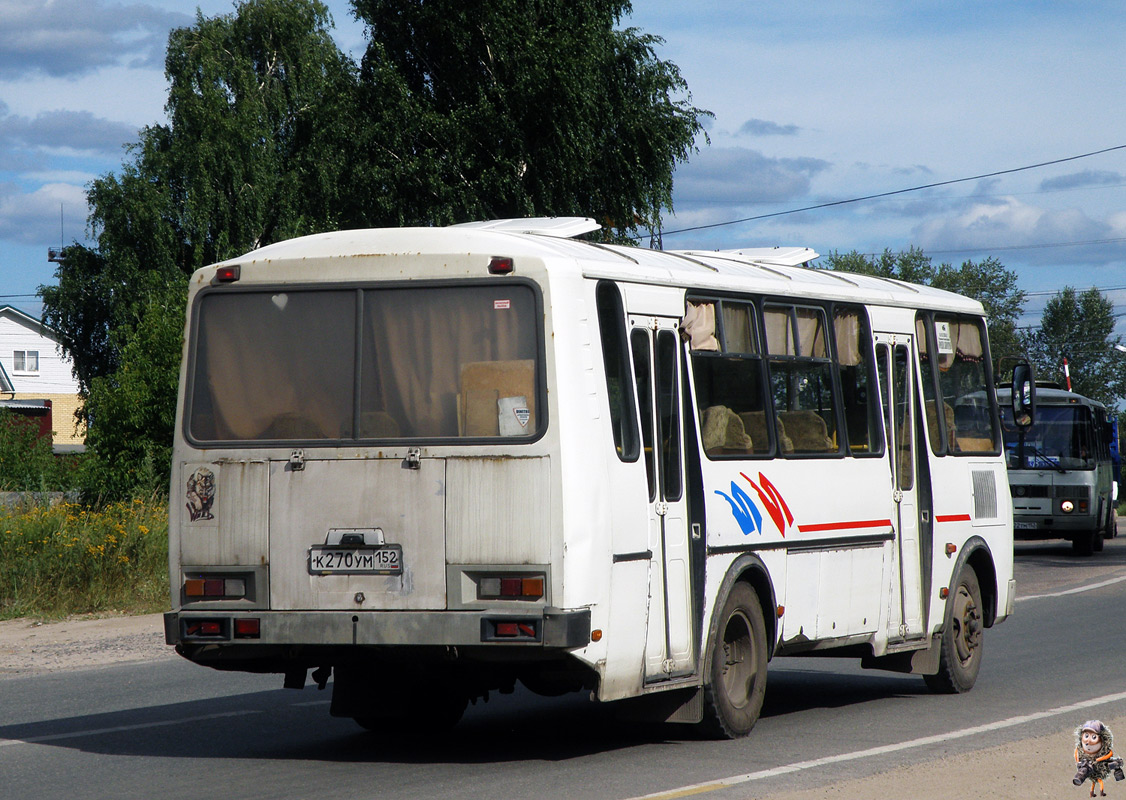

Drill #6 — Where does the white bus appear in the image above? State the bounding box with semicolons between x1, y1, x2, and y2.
165;217;1017;737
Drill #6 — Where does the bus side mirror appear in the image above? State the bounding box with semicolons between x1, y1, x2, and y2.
1011;363;1036;427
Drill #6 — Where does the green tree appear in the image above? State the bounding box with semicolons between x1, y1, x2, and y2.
78;286;186;501
350;0;708;239
41;0;358;499
1024;287;1126;406
821;247;935;284
820;249;1027;374
40;0;710;500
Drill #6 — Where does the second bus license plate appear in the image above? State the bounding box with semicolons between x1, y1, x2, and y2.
307;544;403;576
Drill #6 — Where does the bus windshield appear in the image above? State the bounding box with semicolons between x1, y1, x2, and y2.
1000;404;1095;470
186;283;541;443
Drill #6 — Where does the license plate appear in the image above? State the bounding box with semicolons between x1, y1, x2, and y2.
1013;521;1037;530
307;544;403;575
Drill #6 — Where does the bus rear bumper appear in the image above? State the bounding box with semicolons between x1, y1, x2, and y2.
164;607;592;652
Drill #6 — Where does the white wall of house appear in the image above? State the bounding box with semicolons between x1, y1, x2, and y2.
0;309;78;394
0;307;84;444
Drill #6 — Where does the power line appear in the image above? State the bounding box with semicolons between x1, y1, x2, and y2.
888;237;1126;258
1024;285;1126;298
660;143;1126;237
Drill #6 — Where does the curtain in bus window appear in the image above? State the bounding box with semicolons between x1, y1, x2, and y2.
681;302;719;351
360;285;537;438
190;291;356;441
833;312;861;366
795;308;827;357
764;307;794;355
721;302;756;353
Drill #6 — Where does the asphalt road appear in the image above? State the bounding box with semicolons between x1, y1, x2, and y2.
2;527;1125;800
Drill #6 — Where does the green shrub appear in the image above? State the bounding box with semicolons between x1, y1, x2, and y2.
0;498;168;619
0;410;81;491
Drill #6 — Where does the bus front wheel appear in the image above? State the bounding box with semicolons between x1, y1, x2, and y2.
701;582;768;739
924;567;983;694
1072;528;1099;556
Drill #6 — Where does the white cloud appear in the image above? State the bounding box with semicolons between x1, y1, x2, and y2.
673;147;831;208
0;0;190;79
913;197;1126;266
0;182;89;246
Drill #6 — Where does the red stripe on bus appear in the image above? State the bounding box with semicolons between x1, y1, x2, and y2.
796;519;893;533
935;514;971;523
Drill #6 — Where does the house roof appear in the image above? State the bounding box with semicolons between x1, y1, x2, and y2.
0;305;59;343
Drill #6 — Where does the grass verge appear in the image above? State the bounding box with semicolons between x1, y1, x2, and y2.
0;498;168;620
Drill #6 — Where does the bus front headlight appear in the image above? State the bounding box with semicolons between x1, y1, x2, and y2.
1060;499;1075;513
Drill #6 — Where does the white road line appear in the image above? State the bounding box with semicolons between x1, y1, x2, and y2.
628;690;1126;800
1018;573;1126;601
0;710;261;749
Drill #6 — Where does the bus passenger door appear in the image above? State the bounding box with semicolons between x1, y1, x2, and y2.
631;322;696;681
876;336;926;640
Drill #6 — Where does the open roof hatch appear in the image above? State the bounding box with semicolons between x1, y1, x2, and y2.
450;217;601;238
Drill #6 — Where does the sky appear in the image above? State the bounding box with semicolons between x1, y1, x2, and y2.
2;0;1125;340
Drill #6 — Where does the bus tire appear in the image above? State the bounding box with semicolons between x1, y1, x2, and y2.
1072;529;1096;556
924;567;983;694
701;582;768;739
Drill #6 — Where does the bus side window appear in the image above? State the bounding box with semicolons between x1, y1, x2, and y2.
596;282;640;461
917;314;999;455
685;298;772;458
765;304;840;456
834;305;882;456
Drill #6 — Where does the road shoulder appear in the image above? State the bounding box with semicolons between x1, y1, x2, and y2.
0;612;173;677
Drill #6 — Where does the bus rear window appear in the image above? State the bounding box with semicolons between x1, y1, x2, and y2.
187;284;541;443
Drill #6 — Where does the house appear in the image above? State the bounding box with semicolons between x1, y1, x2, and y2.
0;305;84;447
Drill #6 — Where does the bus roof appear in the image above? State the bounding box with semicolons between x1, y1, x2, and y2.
996;386;1107;409
212;218;985;315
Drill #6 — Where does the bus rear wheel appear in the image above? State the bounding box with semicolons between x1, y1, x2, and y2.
701;582;767;739
924;567;983;694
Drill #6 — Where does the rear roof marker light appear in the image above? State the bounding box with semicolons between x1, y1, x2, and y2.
214;265;240;283
488;256;514;275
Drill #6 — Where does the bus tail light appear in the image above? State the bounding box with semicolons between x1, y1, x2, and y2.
477;574;545;600
184;575;248;600
482;618;540;641
214;265;240;283
234;618;260;639
184;620;224;638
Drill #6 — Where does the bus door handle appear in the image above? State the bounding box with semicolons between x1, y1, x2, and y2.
691;523;702;540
